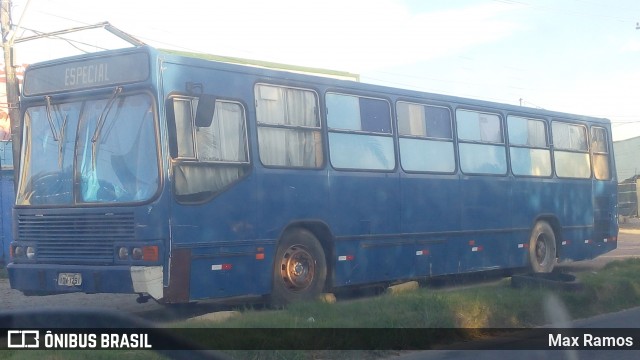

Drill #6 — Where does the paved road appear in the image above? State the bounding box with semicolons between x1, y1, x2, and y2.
1;230;639;317
556;229;640;272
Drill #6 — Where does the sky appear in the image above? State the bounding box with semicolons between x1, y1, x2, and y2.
7;0;640;141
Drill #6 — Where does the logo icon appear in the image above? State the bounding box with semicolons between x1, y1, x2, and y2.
7;330;39;348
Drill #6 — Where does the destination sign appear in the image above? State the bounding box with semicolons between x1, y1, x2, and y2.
23;52;150;96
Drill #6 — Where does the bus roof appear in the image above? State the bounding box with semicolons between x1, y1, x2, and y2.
24;45;610;125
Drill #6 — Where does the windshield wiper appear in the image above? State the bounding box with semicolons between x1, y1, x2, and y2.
91;87;122;170
45;96;69;168
57;114;68;168
92;87;122;143
44;96;60;141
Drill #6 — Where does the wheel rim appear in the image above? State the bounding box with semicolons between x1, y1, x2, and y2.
535;234;548;266
280;245;315;292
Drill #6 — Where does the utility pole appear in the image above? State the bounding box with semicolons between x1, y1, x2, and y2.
1;0;21;187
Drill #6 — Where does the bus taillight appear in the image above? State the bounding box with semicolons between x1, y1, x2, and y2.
142;246;159;262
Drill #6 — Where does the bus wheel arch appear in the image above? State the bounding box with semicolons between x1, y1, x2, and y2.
528;220;557;273
270;226;329;306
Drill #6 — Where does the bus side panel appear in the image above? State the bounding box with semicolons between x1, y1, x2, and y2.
400;173;460;276
556;180;595;261
459;176;512;271
256;169;329;241
169;178;266;300
510;179;563;268
189;245;275;300
329;171;400;286
591;179;618;257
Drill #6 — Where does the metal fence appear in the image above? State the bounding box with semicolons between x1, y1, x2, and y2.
618;182;637;217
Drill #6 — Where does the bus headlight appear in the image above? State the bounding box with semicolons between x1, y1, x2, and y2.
131;247;143;260
26;246;36;260
118;247;129;260
13;246;24;258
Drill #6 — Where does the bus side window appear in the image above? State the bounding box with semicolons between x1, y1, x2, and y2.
326;93;395;171
591;127;611;180
552;122;591;179
169;96;250;202
255;84;322;168
456;109;507;175
171;98;196;159
397;102;455;173
507;116;551;177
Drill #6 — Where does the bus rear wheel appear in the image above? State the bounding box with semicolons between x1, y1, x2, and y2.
270;228;327;306
528;221;557;273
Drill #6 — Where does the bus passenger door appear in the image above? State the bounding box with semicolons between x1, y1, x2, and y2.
164;88;259;301
591;126;618;257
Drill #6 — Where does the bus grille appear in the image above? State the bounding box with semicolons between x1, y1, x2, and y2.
17;212;135;264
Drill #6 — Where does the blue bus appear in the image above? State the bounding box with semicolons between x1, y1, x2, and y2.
8;46;618;304
0;140;14;267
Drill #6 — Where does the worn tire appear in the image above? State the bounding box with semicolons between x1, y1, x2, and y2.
270;228;327;306
528;221;557;273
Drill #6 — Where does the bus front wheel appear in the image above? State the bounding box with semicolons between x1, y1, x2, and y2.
270;228;327;306
528;221;557;273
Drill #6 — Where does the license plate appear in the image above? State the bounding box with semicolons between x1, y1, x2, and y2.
57;273;82;286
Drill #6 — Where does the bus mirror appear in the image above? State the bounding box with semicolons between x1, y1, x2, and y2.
195;94;216;127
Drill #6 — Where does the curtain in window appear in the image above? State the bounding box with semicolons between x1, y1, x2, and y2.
174;101;248;198
553;123;587;151
174;165;244;197
479;115;502;143
257;85;321;168
591;127;610;180
197;102;246;162
527;120;546;147
397;102;426;137
457;110;501;143
285;88;317;127
258;128;320;167
174;99;195;158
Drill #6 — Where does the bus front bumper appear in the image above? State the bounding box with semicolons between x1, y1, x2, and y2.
7;263;163;300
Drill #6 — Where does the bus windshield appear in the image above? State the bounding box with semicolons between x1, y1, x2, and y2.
17;93;159;205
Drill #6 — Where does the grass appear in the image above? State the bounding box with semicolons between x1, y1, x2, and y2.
201;259;640;359
0;267;7;279
3;259;640;359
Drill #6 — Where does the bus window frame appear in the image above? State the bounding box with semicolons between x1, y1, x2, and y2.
254;83;324;170
167;94;251;204
506;114;553;179
325;91;396;173
551;120;592;180
395;100;457;175
590;125;612;181
17;90;164;207
455;108;508;177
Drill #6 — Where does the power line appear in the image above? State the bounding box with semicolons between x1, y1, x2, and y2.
18;26;107;53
